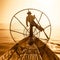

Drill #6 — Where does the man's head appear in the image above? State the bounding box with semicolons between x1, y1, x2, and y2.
27;11;31;15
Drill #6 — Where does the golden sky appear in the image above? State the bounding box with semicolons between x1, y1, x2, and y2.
0;0;60;41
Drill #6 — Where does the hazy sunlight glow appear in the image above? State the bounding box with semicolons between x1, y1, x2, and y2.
0;0;60;41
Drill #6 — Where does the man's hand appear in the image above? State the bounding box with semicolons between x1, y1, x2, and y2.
26;24;28;26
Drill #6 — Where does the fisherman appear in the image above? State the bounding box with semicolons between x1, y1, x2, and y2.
26;11;44;37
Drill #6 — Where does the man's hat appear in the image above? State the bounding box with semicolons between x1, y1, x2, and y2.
27;11;31;14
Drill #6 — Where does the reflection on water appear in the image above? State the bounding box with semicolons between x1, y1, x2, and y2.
0;29;60;58
0;29;13;43
47;42;60;58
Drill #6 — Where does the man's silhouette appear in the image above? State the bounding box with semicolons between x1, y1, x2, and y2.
26;11;44;37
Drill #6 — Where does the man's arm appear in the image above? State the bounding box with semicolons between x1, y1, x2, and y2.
33;15;35;19
26;17;28;26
